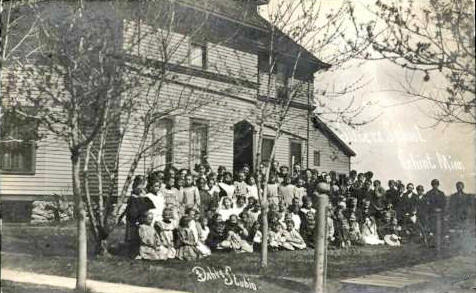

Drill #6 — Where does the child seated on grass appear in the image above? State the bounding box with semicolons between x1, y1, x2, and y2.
221;214;253;253
251;220;262;249
176;216;210;261
269;222;294;250
184;208;211;257
155;207;177;260
206;214;228;250
282;219;307;250
300;211;316;248
136;211;162;260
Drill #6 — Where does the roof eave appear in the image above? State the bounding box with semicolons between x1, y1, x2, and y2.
311;116;356;157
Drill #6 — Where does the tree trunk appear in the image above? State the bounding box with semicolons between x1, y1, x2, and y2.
72;153;87;291
260;184;269;269
95;236;111;257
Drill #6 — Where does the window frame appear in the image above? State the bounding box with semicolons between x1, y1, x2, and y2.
260;136;275;164
189;119;209;168
188;41;207;70
0;111;38;175
151;118;174;169
275;64;290;102
313;150;321;167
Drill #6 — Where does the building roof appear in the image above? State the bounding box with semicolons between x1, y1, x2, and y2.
311;116;356;157
178;0;270;28
175;0;331;73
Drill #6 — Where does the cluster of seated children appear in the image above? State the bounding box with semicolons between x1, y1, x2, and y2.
123;161;474;260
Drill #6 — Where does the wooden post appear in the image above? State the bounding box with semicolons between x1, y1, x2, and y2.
313;193;328;293
435;208;442;253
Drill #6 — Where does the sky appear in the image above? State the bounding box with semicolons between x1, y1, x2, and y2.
264;0;476;194
334;60;476;195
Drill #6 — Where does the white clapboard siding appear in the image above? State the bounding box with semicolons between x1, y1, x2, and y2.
2;11;352;202
0;135;73;196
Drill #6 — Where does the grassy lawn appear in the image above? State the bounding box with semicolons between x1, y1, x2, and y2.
1;223;459;293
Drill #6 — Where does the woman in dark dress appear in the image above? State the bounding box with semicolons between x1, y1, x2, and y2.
124;175;149;257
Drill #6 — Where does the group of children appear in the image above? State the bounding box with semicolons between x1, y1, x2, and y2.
123;161;475;260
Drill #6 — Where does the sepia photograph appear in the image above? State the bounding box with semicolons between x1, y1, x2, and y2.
0;0;475;292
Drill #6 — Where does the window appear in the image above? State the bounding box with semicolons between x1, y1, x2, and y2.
313;151;320;167
189;42;207;69
190;120;208;167
261;137;275;163
289;141;302;168
276;65;289;102
0;111;37;174
152;118;173;169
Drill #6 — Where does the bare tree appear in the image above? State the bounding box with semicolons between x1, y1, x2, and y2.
253;0;372;268
3;1;134;289
363;0;475;125
47;1;244;256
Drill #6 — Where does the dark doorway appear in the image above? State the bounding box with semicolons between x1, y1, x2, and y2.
233;120;254;173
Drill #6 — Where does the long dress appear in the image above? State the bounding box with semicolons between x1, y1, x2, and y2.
269;230;294;250
360;217;384;245
156;219;177;259
182;186;200;210
125;194;149;244
282;228;307;250
190;219;212;256
176;227;201;261
163;187;181;220
220;223;253;253
136;224;162;260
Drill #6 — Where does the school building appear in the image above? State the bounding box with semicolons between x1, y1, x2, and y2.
0;0;355;221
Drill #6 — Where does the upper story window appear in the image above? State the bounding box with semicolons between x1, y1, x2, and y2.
0;110;37;174
189;42;207;69
276;67;289;102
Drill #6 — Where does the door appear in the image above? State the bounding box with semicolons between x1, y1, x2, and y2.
233;120;254;173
